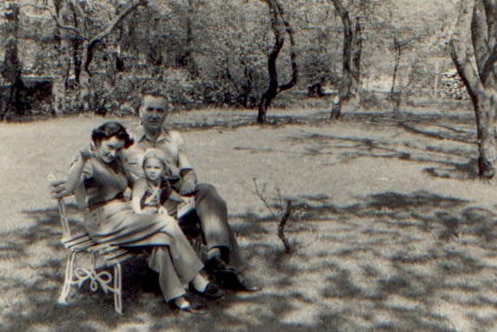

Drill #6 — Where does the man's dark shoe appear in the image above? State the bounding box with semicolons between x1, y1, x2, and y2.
213;270;261;292
205;256;229;272
234;272;261;292
190;281;225;299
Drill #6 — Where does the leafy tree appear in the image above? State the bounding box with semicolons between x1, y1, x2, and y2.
47;0;148;111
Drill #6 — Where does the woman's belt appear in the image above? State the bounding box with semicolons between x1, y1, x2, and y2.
88;193;125;211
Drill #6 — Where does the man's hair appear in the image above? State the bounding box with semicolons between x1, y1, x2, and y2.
140;92;167;101
139;93;169;112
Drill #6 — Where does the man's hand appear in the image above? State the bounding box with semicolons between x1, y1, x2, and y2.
157;206;169;215
179;169;197;196
179;179;196;196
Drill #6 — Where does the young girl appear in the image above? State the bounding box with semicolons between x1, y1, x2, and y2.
53;122;222;313
131;148;199;238
131;148;192;216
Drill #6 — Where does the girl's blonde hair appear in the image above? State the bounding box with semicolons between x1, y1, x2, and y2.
142;148;172;169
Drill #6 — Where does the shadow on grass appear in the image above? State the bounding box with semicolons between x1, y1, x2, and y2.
4;188;497;331
3;205;335;332
234;190;497;331
288;123;478;180
174;108;478;178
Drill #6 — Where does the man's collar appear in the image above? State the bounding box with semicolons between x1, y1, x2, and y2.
134;125;171;143
132;125;146;142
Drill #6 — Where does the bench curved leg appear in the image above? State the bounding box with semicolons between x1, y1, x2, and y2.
113;263;123;314
58;251;77;304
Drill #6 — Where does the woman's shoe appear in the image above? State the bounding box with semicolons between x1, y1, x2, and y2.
178;304;207;315
171;295;207;315
190;281;224;299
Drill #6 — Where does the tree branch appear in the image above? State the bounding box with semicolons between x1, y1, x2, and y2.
274;1;297;92
21;3;85;40
83;0;148;72
278;200;293;254
480;43;497;85
252;178;294;254
53;14;85;39
447;39;481;107
87;0;148;48
252;178;277;219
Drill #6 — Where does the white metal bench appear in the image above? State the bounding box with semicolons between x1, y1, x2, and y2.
55;197;138;314
51;175;203;315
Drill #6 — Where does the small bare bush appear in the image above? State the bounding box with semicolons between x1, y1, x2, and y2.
252;178;305;254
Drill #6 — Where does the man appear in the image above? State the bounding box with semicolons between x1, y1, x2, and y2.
124;93;260;292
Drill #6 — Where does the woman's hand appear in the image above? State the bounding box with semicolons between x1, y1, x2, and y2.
80;143;96;161
47;174;68;199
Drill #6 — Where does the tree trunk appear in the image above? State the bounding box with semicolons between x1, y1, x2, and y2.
350;16;363;104
1;3;23;119
448;0;497;178
257;0;282;124
333;0;352;100
258;80;278;124
449;40;496;177
390;37;402;113
329;0;362;120
257;0;297;124
53;0;73;115
68;1;83;85
475;94;496;178
183;0;199;78
329;94;342;120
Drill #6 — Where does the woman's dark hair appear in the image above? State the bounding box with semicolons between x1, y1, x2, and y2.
91;121;134;148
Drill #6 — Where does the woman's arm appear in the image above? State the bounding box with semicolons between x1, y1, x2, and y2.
52;147;92;198
131;179;147;213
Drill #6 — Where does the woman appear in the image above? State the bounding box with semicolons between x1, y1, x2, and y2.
53;121;223;313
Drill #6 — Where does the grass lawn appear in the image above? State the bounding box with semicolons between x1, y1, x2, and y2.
2;105;497;331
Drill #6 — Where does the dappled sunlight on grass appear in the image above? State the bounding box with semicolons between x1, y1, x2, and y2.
226;188;497;331
4;110;497;330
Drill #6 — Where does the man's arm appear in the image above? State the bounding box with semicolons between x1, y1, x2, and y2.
172;131;198;195
121;145;145;185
